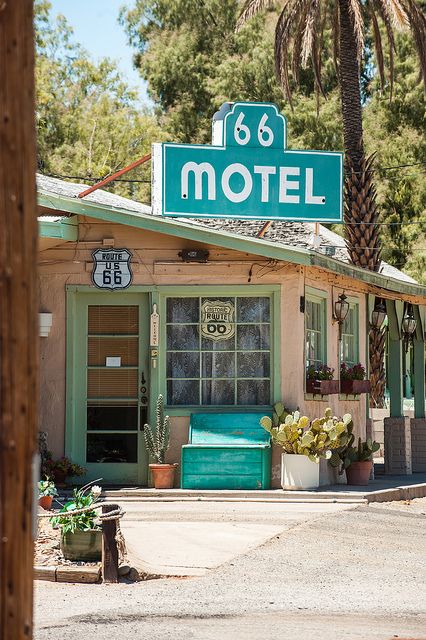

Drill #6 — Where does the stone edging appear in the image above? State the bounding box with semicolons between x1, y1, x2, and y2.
366;482;426;503
34;565;100;583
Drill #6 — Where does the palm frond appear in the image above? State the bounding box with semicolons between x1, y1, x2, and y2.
373;0;396;98
348;0;365;60
400;0;426;85
236;0;276;31
369;3;385;89
301;0;319;67
275;0;311;104
332;1;340;74
292;4;309;83
382;0;409;27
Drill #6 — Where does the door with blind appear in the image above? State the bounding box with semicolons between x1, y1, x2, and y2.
68;293;150;485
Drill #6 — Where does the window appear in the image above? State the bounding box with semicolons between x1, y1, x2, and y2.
305;293;327;368
340;303;359;366
166;296;271;406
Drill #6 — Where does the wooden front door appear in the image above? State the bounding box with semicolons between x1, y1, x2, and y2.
68;292;150;485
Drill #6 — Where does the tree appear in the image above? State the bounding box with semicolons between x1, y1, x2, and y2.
237;0;425;407
35;0;164;202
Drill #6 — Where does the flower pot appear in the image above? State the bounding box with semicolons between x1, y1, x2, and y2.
60;529;102;562
306;379;339;395
38;495;53;510
52;469;67;487
149;463;178;489
346;460;373;486
340;379;371;395
281;453;320;490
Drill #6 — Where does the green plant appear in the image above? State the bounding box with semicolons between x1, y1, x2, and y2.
44;455;86;479
306;364;334;381
144;395;170;464
271;401;290;427
260;408;352;463
340;363;366;381
50;484;102;534
38;477;58;498
349;437;380;464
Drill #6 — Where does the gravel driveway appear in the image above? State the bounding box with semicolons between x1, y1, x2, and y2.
34;499;426;640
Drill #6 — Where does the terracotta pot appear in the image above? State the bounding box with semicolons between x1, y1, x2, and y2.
38;495;53;510
149;463;178;489
306;379;339;395
60;529;102;562
346;460;373;485
52;469;67;487
340;379;371;395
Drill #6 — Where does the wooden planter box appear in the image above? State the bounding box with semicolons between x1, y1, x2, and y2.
306;379;339;395
340;379;371;395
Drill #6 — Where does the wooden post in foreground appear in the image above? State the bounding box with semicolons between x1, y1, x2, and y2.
0;1;38;639
102;504;119;583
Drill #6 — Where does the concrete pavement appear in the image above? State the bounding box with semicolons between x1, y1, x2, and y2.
120;500;354;576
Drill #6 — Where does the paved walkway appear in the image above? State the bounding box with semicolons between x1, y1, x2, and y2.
120;501;353;576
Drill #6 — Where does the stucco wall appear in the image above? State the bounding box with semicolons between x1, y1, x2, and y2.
39;217;368;486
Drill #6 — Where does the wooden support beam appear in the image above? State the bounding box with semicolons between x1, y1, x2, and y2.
0;2;38;639
102;504;119;583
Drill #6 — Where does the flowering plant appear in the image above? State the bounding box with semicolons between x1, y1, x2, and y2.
44;455;86;479
50;484;102;534
340;363;366;381
306;364;334;381
38;477;58;498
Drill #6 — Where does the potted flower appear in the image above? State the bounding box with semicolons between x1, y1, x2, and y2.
260;408;352;490
50;484;102;561
144;395;177;489
345;437;380;485
340;363;371;395
306;364;339;396
44;455;86;487
38;477;58;510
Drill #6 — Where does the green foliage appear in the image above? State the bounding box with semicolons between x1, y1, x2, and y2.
50;485;102;534
260;408;352;463
349;437;381;464
38;477;58;498
35;0;164;203
144;395;170;464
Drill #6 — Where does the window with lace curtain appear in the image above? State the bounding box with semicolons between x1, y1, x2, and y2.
166;296;272;406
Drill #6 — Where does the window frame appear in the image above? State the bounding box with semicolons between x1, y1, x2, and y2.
340;299;360;368
304;286;328;371
158;285;281;414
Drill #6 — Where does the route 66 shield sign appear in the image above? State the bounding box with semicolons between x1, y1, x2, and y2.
201;299;235;341
92;248;133;290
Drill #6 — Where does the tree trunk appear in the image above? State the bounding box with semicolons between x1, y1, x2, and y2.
0;2;38;639
338;0;384;405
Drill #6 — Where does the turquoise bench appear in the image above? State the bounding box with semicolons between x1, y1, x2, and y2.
181;413;271;490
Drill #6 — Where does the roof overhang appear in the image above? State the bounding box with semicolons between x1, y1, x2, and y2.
37;189;426;302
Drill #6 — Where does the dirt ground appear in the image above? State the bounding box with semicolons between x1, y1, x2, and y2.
34;498;426;640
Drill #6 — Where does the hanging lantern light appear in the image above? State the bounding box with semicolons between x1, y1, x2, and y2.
333;292;350;340
371;298;387;329
402;304;416;352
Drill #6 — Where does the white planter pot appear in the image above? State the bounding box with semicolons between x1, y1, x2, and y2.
281;453;320;490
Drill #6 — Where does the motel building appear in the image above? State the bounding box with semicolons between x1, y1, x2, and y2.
37;103;426;488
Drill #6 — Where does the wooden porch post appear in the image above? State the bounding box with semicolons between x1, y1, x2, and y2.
0;2;38;639
386;300;404;418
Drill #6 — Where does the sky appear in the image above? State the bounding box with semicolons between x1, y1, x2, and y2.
50;0;150;104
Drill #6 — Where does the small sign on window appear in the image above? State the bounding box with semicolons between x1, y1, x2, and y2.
201;300;235;341
106;357;121;367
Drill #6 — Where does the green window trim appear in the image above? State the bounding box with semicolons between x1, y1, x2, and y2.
340;300;360;367
305;287;328;369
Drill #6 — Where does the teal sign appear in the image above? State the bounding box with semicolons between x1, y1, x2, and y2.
154;102;343;222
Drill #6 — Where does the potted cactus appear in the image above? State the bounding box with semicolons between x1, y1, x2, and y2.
345;438;380;485
144;395;177;489
260;407;352;490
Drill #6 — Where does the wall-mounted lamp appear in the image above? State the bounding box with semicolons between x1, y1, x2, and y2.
178;249;209;263
333;292;350;340
371;298;387;329
402;304;416;352
39;312;53;337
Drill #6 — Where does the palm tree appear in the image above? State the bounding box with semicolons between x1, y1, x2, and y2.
237;0;425;406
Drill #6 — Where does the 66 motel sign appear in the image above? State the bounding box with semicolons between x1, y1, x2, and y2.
92;249;133;290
